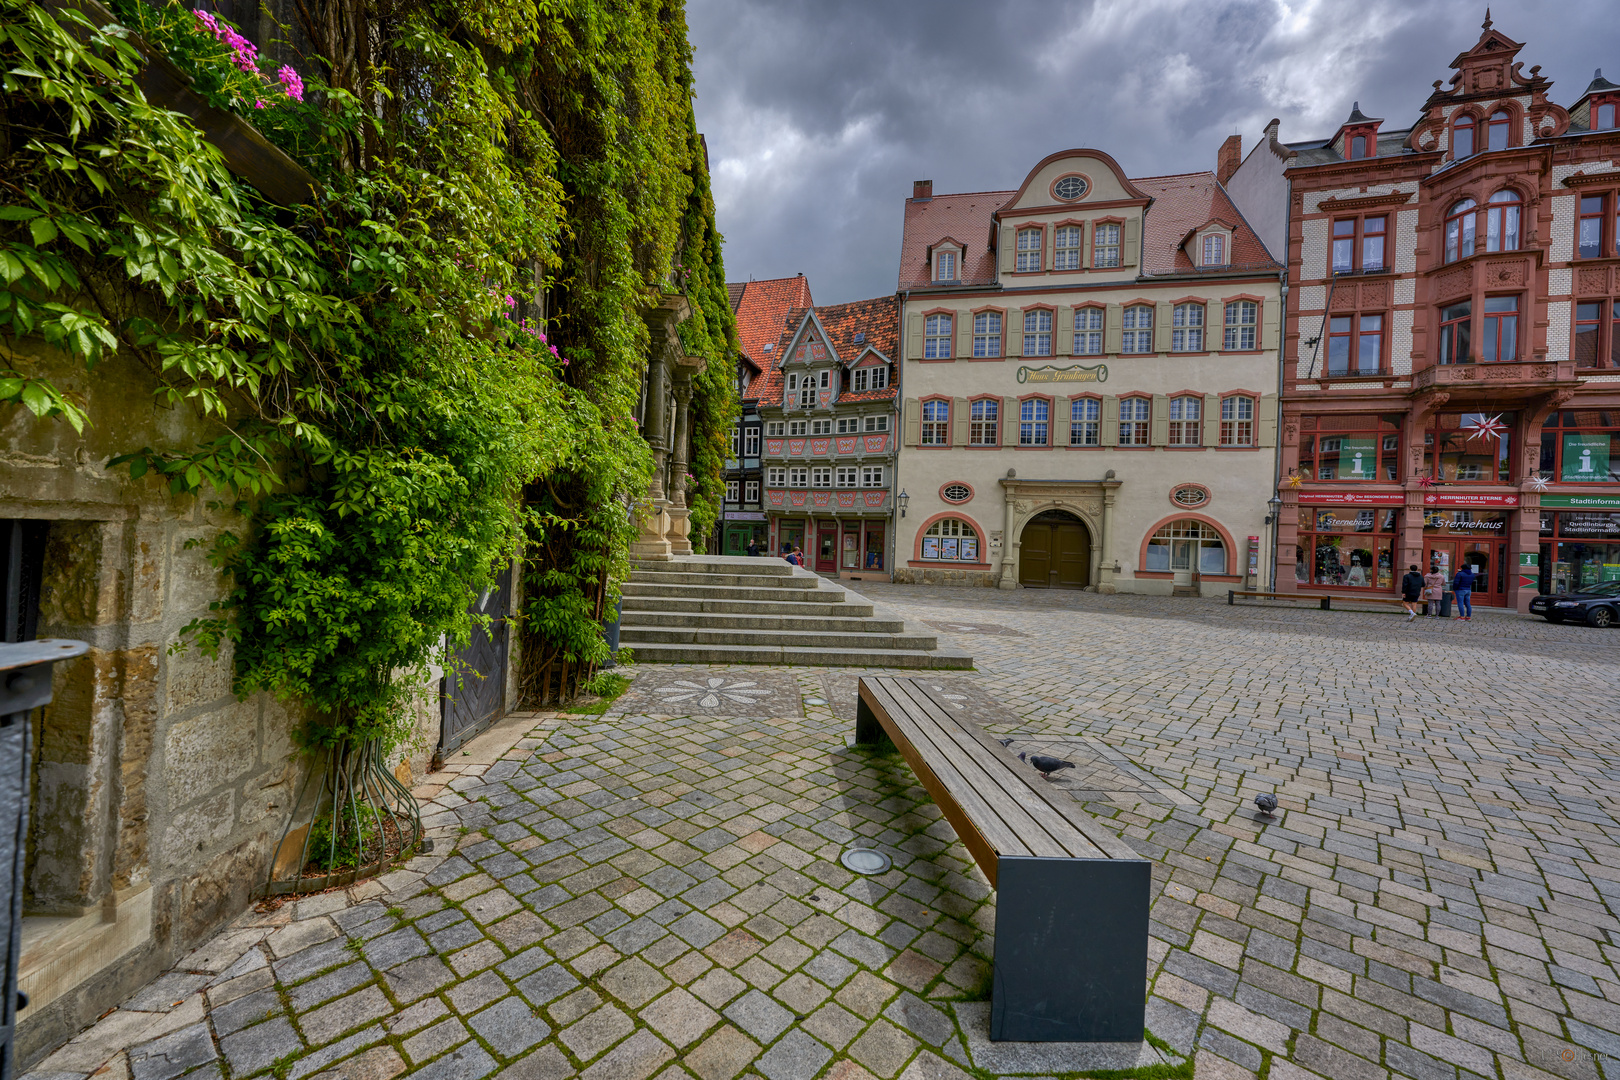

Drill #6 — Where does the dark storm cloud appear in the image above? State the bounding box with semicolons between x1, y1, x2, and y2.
689;0;1616;304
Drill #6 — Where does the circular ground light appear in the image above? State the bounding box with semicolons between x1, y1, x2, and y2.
840;848;891;875
805;697;828;706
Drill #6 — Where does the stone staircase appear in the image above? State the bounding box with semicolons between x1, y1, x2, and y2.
619;556;972;668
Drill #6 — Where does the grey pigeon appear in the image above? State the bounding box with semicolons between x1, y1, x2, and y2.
1254;793;1279;816
1019;752;1075;781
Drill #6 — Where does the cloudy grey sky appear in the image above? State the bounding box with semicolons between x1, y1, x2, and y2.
689;0;1615;305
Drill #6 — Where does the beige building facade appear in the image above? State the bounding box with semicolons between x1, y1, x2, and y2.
893;150;1285;595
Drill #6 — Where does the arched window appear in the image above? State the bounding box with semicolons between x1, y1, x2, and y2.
1023;309;1053;356
1168;396;1201;445
1487;110;1511;152
1171;303;1205;352
921;517;979;561
1122;305;1153;353
924;313;952;358
1054;226;1082;270
1016;228;1042;272
1224;300;1258;350
1350;134;1367;159
920;400;950;445
1485;189;1521;252
1145;520;1226;575
1445;198;1477;263
1452;113;1476;158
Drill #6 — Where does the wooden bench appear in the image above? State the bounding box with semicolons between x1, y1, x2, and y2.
1229;590;1420;612
854;676;1149;1043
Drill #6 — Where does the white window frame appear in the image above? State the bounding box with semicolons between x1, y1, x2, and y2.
973;312;1002;358
970;399;998;445
1054;225;1082;270
836;466;858;487
811;419;832;435
730;425;741;457
767;467;786;486
1093;223;1120;267
1168;396;1201;446
924;314;953;359
1201;234;1226;267
788;420;807;436
921;400;950;446
864;415;889;432
1122;305;1153;353
766;421;785;436
921;517;978;561
745;480;760;503
853;369;868;391
1023;309;1053;357
1015;227;1042;272
799;376;816;407
1070;398;1099;446
1019;398;1049;446
811;467;832;488
861;465;885;488
869;367;888;389
744;427;760;455
725;479;740;502
788;466;809;487
1074;307;1104;356
1224;301;1257;351
936;250;956;281
837;417;859;433
1171;303;1205;352
1119;397;1151;446
1221;396;1255;446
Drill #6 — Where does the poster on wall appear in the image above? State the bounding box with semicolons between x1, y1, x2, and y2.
1562;432;1612;482
1337;437;1378;479
961;537;978;561
922;537;940;560
941;537;959;560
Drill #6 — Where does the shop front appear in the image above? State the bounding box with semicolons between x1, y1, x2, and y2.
1293;493;1403;594
1539;496;1620;594
721;511;767;556
769;516;887;577
1421;508;1508;604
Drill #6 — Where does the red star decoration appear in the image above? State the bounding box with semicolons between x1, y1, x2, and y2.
1417;474;1437;488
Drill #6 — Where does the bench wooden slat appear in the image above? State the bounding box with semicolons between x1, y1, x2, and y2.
883;679;1105;860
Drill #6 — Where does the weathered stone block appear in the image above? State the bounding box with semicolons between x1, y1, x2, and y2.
162;790;235;866
180;835;271;945
163;633;234;714
165;702;257;806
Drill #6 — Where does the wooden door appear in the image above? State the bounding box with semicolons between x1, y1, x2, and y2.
1019;525;1053;587
816;521;838;572
1460;541;1498;604
441;566;512;752
1054;523;1090;588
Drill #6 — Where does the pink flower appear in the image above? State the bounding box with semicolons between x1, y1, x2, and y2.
254;99;265;108
504;295;516;308
192;9;219;33
277;65;304;102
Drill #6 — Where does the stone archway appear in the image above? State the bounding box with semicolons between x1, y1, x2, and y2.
1017;509;1092;589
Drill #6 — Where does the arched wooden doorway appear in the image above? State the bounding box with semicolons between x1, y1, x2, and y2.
1018;510;1091;589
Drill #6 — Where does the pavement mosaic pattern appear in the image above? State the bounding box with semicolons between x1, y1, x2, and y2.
25;585;1620;1080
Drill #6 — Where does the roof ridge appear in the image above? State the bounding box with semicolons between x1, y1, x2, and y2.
1131;169;1217;183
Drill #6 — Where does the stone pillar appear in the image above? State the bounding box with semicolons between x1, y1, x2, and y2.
630;360;674;561
666;380;695;556
1098;486;1118;593
997;482;1018;589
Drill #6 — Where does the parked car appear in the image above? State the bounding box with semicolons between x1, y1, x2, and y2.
1529;581;1620;626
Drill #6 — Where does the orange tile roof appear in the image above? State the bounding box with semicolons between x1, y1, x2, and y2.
729;275;814;370
746;295;899;405
899;191;1010;289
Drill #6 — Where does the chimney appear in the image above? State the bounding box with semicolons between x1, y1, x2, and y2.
1216;135;1242;185
913;180;933;200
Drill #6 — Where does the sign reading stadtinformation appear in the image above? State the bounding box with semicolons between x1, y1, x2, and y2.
1540;493;1620;509
1016;363;1108;384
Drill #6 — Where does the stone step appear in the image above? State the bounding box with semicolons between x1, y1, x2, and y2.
620;610;907;633
622;641;974;669
621;626;941;651
632;556;794;576
628;570;819;589
620;598;877;618
621;582;843;603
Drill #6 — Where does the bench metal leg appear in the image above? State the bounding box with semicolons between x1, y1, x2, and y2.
991;856;1150;1042
1320;597;1331;611
855;693;885;745
1227;590;1234;605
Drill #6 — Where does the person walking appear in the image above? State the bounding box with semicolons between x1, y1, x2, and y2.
1423;564;1446;617
1452;562;1475;621
1401;564;1425;622
746;538;760;557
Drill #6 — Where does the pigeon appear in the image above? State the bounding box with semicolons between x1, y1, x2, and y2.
1019;752;1075;781
1254;793;1279;817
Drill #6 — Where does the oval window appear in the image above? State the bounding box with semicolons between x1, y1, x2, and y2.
1172;485;1210;508
942;483;972;504
1053;175;1087;201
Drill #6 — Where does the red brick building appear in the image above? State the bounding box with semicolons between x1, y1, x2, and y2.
1227;15;1620;611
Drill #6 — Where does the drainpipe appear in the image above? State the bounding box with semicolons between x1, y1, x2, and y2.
892;289;908;580
1272;268;1290;591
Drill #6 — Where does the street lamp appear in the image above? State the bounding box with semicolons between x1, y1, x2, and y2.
1264;495;1282;525
896;489;910;518
1264;495;1284;592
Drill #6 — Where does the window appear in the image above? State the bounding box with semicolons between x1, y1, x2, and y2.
788;419;807;436
1054;226;1082;270
1201;235;1225;267
924;314;953;359
1482;296;1519;363
1145;520;1226;576
1333;216;1386;273
936;251;956;282
1023;309;1053;356
836;466;857;487
1122;305;1153;353
1054;175;1087;200
973;312;1002;357
921;400;950;445
1577;194;1618;259
725;480;740;502
852;368;867;391
920;517;979;562
1295;507;1397;589
798;375;816;407
1437;301;1471;365
1361;216;1386;270
730;425;740;457
1224;301;1257;350
1171;303;1204;352
942;483;971;503
767;467;786;486
810;418;831;435
1168;396;1201;446
1349;134;1367;159
1453;113;1475;158
1300;415;1400;482
1019;398;1049;446
1539;409;1620;483
1074;307;1104;355
1119;397;1150;445
744;428;760;455
1574;301;1620;368
852;366;890;391
863;415;889;432
1326;313;1383;375
871;367;889;389
970;399;999;445
788;466;808;487
1332;219;1355;273
1487;110;1511;152
861;465;884;487
1070;398;1099;446
766;421;785;436
1220;396;1254;446
745;480;759;503
1445;198;1477;263
1016;227;1042;272
1598;101;1618;130
837;417;859;433
1093;224;1120;267
1426;411;1515;484
811;467;832;488
819;370;831;389
1485;190;1520;253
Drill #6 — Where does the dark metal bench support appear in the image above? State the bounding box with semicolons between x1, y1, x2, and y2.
855;692;886;746
992;856;1150;1042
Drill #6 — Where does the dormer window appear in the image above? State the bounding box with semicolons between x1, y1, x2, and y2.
853;331;865;344
1487;110;1511;151
1597;100;1618;130
763;343;774;353
1349;134;1368;159
935;250;956;282
1452;113;1476;158
1201;234;1226;267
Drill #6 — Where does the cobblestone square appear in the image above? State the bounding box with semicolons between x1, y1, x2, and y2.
26;588;1620;1080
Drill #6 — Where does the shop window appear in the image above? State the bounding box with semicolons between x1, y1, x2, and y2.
1171;303;1204;352
1145;519;1226;575
1445;198;1477;263
1220;396;1254;446
1224;301;1257;350
1093;223;1121;267
1541;510;1620;593
973;312;1002;358
970;399;999;445
1074;307;1104;355
1481;296;1519;363
920;517;979;562
1424;411;1515;483
1438;300;1471;365
1016;228;1043;272
1485;190;1520;252
1574;301;1620;368
1023;309;1053;356
864;524;886;570
1070;398;1099;446
1054;226;1082;270
1168;396;1201;446
1119;397;1150;446
1300;415;1400;481
1539;410;1620;483
924;314;953;359
1487;110;1511;151
1019;398;1050;446
1295;507;1398;590
1122;305;1153;353
921;400;950;445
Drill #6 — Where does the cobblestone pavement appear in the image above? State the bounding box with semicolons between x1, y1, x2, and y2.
24;587;1620;1080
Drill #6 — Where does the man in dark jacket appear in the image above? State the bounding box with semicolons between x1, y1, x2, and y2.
1452;563;1476;621
1400;564;1425;622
